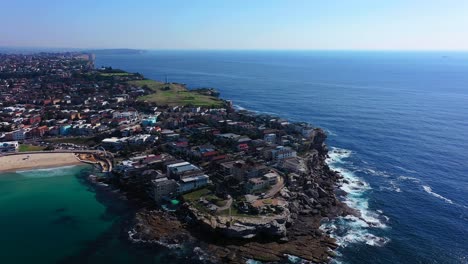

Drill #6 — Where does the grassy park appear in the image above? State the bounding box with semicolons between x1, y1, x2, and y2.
45;137;97;146
18;144;46;152
99;72;133;77
130;80;224;107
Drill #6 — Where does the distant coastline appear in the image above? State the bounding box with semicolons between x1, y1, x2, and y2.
86;48;146;55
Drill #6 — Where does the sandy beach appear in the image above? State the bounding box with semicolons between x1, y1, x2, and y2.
0;153;83;173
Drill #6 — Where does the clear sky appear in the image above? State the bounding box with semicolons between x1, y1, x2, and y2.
2;0;468;50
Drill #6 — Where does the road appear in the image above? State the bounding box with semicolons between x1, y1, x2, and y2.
217;195;233;212
264;175;285;199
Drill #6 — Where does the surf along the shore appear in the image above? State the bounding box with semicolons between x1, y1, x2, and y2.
0;152;81;172
321;147;389;261
0;151;113;173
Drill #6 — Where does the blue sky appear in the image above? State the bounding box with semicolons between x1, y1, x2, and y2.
2;0;468;50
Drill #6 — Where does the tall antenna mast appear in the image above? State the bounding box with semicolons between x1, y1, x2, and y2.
165;74;168;84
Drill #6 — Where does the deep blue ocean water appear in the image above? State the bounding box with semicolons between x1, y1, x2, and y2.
96;50;468;264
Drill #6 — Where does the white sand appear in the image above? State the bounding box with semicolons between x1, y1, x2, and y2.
0;153;82;172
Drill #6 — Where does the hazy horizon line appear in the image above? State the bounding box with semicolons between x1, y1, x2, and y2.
1;45;468;53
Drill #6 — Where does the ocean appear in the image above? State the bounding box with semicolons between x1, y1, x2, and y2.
0;165;193;264
1;50;466;264
94;50;468;264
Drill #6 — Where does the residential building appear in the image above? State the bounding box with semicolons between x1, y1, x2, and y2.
141;116;158;127
166;161;201;178
278;157;307;174
0;141;19;153
264;133;276;144
270;146;297;160
6;129;27;141
150;177;178;202
177;174;210;193
219;160;245;176
59;125;71;136
113;111;138;121
102;137;128;149
245;177;269;194
263;171;279;185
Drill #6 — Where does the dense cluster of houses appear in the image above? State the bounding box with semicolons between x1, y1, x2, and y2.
0;52;322;216
0;53;159;150
114;102;322;207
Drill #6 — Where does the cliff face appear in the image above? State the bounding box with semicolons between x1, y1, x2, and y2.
285;128;347;222
310;128;329;156
282;127;345;229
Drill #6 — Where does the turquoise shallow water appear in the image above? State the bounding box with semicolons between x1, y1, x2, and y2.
0;165;196;264
0;165;113;263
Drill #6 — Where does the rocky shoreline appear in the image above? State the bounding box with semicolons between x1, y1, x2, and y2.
119;128;356;263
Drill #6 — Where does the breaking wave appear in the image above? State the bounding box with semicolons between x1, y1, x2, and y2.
397;175;420;183
233;104;247;111
422;185;454;204
380;180;402;193
17;165;78;178
321;147;389;252
362;168;391;178
325;128;338;137
394;165;417;174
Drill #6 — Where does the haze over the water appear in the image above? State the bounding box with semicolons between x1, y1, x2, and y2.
1;0;468;51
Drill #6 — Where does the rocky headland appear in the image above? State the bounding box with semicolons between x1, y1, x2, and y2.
126;128;355;263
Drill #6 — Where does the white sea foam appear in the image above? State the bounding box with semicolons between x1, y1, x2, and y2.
322;147;389;250
394;165;417;174
330;260;344;264
422;185;454;204
246;259;262;264
380;180;402;193
322;215;390;248
233;104;247;111
17;165;78;178
397;175;420;183
284;254;302;263
327;147;352;162
363;168;391;178
325;128;338;136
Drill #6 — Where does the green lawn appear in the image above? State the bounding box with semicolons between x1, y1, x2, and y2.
218;205;256;218
99;72;133;77
182;187;212;202
214;199;227;207
130;79;224;107
18;144;46;152
182;188;256;217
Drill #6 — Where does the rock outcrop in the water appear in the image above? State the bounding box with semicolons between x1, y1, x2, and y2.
186;204;290;239
130;209;339;264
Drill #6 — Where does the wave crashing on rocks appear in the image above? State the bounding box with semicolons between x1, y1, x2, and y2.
321;147;389;251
